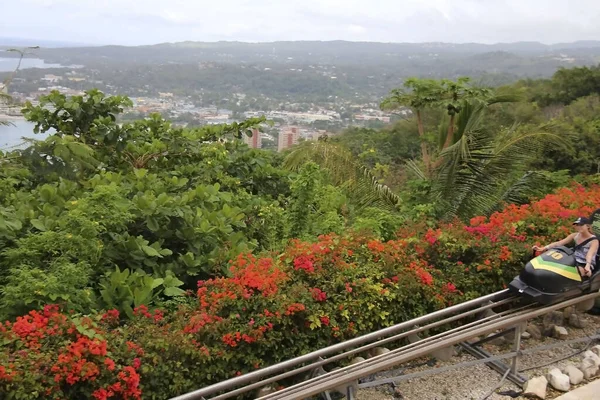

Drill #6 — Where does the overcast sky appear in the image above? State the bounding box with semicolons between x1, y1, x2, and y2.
3;0;600;46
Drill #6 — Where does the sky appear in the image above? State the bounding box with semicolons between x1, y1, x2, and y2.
2;0;600;46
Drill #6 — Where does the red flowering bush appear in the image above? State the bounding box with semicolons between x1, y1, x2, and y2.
2;184;599;399
0;306;142;400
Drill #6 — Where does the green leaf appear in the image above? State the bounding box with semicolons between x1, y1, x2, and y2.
163;287;186;297
151;278;164;289
30;219;47;231
142;245;161;257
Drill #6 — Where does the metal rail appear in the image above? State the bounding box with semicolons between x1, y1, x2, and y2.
171;290;511;400
262;292;600;400
207;296;522;400
258;305;539;400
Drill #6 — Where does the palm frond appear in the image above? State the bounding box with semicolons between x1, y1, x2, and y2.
432;104;567;220
405;159;427;180
284;141;401;211
499;171;550;205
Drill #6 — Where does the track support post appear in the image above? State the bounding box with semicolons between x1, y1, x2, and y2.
346;384;355;400
511;324;523;375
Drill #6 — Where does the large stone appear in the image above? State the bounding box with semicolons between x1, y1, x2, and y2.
369;347;391;358
583;350;600;367
553;326;569;340
523;376;548;399
527;324;543;340
407;331;422;344
564;365;584;385
576;298;595;312
476;301;498;320
522;331;532;340
256;386;276;398
505;323;528;341
568;313;586;329
580;357;599;380
432;346;456;361
563;306;575;320
591;345;600;357
543;311;564;330
485;332;506;346
546;368;570;392
350;357;366;365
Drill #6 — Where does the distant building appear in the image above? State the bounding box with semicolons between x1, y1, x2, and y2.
278;126;300;152
243;128;262;149
41;74;62;83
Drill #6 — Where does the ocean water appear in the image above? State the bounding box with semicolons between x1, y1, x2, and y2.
0;57;76;72
0;120;49;150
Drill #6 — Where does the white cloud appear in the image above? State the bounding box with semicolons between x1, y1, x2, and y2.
2;0;600;45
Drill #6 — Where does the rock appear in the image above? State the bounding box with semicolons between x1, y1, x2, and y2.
542;325;555;338
522;331;532;340
523;376;547;399
407;331;422;344
350;357;366;365
568;313;586;329
543;311;564;330
393;387;404;399
256;386;276;397
527;324;542;340
563;306;575;320
370;347;391;357
476;301;498;320
591;345;600;357
546;368;570;392
485;332;506;346
580;357;599;379
432;346;455;361
563;365;584;385
505;323;527;341
576;298;595;312
583;350;600;367
553;326;569;340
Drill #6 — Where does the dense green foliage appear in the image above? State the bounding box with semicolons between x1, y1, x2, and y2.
1;63;600;398
0;89;405;321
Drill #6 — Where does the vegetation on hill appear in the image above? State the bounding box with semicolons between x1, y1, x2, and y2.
0;64;600;398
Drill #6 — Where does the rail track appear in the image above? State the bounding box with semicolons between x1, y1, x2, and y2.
171;290;600;400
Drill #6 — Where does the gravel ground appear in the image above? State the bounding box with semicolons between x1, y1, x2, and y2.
353;312;600;400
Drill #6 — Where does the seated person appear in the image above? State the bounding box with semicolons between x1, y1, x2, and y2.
532;216;599;278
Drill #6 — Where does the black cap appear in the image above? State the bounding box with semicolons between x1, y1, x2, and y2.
573;216;592;225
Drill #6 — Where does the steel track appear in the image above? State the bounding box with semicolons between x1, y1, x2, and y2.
170;290;600;400
171;290;512;400
259;292;600;400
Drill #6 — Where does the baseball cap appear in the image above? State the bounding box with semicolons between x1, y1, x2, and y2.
573;216;592;225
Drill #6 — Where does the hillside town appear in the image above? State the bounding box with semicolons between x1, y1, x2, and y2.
2;68;404;151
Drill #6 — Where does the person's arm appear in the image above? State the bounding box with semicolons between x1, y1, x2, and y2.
533;233;577;251
584;240;599;272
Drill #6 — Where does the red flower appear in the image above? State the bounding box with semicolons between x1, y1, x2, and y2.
311;288;327;302
293;256;315;273
104;358;116;371
132;358;141;370
101;309;120;324
92;388;110;400
320;316;330;326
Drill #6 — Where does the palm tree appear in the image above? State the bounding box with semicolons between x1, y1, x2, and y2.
427;99;565;219
380;78;444;176
284;140;400;211
287;78;566;221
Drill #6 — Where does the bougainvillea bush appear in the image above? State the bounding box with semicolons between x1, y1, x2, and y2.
2;184;599;398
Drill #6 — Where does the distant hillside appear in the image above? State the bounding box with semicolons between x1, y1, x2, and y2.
0;37;94;49
4;40;600;67
3;40;600;108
